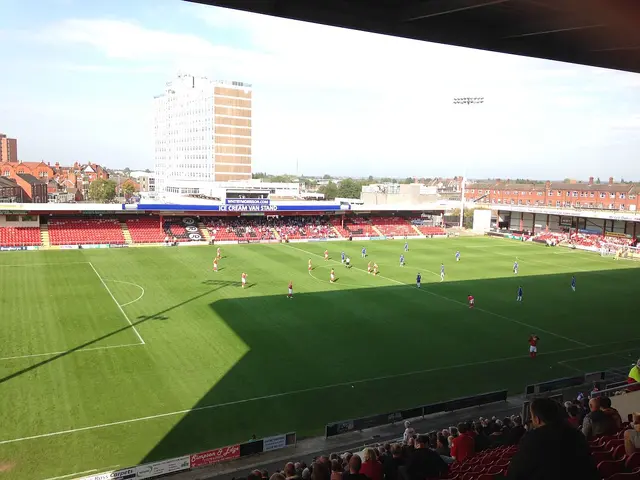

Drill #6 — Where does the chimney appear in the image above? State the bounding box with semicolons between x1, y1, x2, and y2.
609;177;614;186
588;177;594;186
545;180;551;189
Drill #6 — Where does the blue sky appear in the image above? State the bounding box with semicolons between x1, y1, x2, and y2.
1;0;640;179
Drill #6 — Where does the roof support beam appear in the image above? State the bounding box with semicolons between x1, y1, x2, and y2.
401;0;510;22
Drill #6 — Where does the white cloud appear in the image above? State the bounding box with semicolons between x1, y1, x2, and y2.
6;5;640;178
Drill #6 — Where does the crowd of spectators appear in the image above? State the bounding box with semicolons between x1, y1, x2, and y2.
235;392;640;480
570;232;635;250
202;216;336;241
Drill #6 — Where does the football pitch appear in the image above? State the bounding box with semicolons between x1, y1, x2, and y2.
1;236;640;479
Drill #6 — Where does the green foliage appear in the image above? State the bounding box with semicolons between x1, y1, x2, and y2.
88;179;117;203
337;178;362;199
121;182;136;197
318;181;339;200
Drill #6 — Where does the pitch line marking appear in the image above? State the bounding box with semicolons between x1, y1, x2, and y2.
89;263;145;345
0;262;91;268
2;337;638;447
104;280;145;307
0;343;144;362
41;468;98;480
286;245;590;347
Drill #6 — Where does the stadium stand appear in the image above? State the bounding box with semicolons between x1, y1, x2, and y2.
410;217;447;236
371;216;416;237
570;233;634;249
203;217;274;241
48;217;125;245
0;226;41;247
329;216;377;237
125;217;166;244
227;395;640;480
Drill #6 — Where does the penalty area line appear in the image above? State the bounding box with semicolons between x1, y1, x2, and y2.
1;340;628;447
0;343;144;362
286;244;590;348
89;263;145;345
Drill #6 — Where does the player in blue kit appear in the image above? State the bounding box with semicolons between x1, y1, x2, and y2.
455;251;461;262
517;286;523;302
571;275;576;292
361;247;367;258
440;263;445;282
404;242;409;252
416;273;422;288
400;254;405;267
513;260;519;275
341;251;345;263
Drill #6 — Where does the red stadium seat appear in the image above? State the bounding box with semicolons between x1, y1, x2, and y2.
48;217;125;245
0;226;41;247
627;453;640;471
597;458;625;478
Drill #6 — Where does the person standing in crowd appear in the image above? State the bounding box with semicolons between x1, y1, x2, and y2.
624;413;640;456
401;434;448;480
507;398;598;480
360;448;383;480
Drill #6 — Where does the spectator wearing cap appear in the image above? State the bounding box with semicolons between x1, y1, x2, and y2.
360;448;383;480
342;455;368;480
401;434;448;480
450;423;475;463
582;397;617;439
507;398;598;480
624;413;640;456
600;396;623;429
382;444;404;480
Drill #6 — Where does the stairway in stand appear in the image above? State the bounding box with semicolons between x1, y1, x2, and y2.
332;226;344;238
40;222;50;248
370;223;384;237
271;228;281;240
120;221;133;245
411;224;424;236
198;222;211;242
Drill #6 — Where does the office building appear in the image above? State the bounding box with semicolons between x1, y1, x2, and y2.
0;134;18;163
154;74;252;196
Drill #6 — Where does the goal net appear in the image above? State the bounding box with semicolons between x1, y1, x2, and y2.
601;243;640;260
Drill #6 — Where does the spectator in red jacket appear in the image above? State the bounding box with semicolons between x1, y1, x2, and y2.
450;423;475;463
360;448;383;480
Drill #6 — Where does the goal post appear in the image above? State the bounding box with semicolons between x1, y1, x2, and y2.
601;243;640;260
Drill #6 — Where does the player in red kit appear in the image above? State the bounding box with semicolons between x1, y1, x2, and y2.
468;295;474;309
529;334;539;358
287;281;293;299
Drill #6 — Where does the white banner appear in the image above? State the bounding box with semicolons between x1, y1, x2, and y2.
79;467;136;480
263;434;287;452
135;456;190;479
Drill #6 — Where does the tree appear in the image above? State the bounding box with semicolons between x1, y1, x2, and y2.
121;181;137;198
123;167;131;176
596;177;601;184
400;177;414;184
337;178;362;199
88;179;117;203
449;208;474;229
318;181;338;200
322;174;332;180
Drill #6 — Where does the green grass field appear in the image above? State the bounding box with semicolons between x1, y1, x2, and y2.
1;237;640;479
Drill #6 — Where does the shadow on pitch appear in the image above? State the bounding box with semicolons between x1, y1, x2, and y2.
0;279;239;385
141;267;640;462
